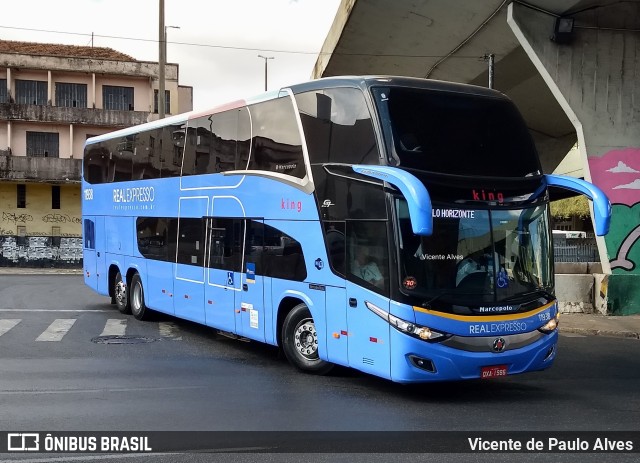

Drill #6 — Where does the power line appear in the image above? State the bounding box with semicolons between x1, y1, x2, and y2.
0;24;485;59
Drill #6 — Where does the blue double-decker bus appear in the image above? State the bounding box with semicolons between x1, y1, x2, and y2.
82;76;610;383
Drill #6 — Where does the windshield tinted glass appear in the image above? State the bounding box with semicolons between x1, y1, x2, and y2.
396;199;552;305
373;86;540;177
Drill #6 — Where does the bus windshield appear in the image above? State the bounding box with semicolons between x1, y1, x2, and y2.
372;86;541;177
396;198;553;306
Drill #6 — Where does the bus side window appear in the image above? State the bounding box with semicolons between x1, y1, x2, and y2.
84;219;95;249
323;221;345;276
245;220;265;276
346;221;389;294
209;110;239;173
208;218;243;272
176;218;204;266
131;133;150;180
137;217;169;261
236;108;251;170
261;223;307;281
247;97;305;179
158;125;182;178
295;87;380;165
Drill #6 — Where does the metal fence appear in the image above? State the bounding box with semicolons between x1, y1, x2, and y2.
553;236;599;262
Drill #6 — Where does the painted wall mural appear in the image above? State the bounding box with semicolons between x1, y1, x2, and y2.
0;236;82;268
589;147;640;274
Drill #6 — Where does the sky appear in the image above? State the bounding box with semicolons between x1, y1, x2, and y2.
0;0;342;111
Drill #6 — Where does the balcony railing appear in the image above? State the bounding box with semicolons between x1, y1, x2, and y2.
0;154;81;183
0;103;150;127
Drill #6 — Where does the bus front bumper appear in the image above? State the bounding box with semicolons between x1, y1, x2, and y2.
389;328;558;383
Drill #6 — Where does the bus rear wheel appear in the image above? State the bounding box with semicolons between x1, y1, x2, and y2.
114;271;130;314
130;273;150;321
282;303;333;375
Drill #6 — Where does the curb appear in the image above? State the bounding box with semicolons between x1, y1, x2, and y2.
560;327;640;340
0;269;83;275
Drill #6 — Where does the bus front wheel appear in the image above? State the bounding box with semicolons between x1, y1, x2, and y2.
114;271;130;314
282;303;333;375
130;273;150;321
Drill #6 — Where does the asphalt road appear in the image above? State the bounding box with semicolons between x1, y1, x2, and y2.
1;275;639;463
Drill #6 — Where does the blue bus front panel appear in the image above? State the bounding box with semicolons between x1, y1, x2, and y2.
389;328;557;383
388;302;559;383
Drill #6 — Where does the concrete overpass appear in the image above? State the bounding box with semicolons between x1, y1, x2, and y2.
313;0;640;314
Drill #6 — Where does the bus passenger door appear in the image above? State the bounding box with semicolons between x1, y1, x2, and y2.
345;220;392;379
95;216;107;296
239;219;265;342
205;216;243;333
174;197;208;324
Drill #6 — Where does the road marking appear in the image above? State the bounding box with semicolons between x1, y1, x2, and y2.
0;309;112;312
0;385;206;395
35;319;77;342
0;319;21;336
100;319;127;336
159;322;183;340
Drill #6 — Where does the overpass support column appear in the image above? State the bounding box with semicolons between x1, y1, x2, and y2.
508;2;640;314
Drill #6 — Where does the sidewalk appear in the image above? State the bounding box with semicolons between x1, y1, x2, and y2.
559;313;640;339
1;267;639;340
0;267;83;275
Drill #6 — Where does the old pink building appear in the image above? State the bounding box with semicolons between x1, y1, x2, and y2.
0;40;192;267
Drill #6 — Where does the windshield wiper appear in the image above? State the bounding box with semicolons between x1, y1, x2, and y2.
500;289;554;304
421;290;455;308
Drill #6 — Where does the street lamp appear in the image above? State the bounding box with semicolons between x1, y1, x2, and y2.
257;55;274;91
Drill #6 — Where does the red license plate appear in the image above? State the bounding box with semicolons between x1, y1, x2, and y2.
481;365;508;379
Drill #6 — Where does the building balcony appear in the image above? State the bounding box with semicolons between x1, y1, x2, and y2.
0;103;150;127
0;154;81;183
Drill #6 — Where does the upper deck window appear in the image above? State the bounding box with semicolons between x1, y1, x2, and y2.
247;97;305;178
295;87;380;165
372;86;540;177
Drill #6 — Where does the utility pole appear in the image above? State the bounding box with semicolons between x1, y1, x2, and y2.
485;53;495;89
158;0;165;118
257;55;274;91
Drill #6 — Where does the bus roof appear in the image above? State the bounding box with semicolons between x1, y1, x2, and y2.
85;75;509;146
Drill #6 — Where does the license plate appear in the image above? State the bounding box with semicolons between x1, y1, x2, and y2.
481;365;508;379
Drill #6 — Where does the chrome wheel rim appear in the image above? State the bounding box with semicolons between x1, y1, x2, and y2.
294;317;318;360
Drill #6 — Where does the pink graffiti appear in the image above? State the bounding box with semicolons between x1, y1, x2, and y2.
589;148;640;206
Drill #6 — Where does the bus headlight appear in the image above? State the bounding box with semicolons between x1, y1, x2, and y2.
538;313;560;333
365;301;447;342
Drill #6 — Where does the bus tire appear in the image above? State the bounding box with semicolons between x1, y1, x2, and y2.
130;273;150;321
282;303;333;375
114;270;130;314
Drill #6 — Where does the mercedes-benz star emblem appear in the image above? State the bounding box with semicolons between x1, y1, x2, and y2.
492;337;506;352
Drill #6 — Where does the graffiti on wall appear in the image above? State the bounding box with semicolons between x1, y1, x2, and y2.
2;212;34;224
41;214;82;224
589;148;640;273
0;236;82;267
